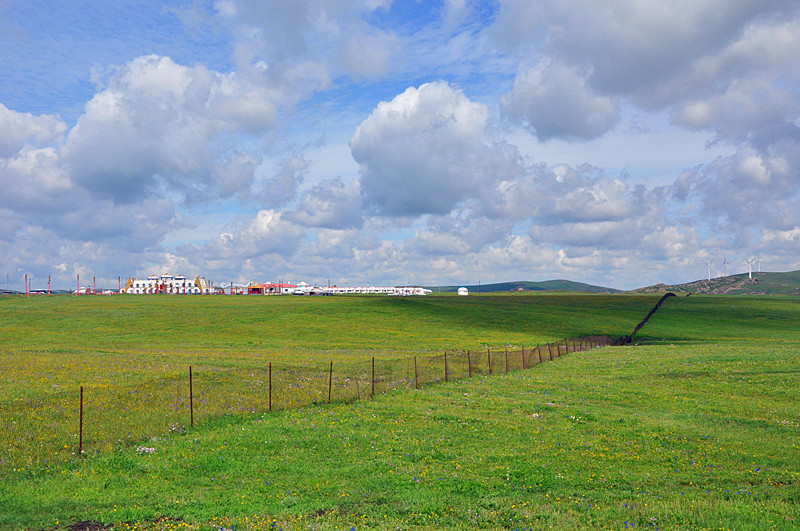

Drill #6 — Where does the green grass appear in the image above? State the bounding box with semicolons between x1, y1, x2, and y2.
634;294;800;342
0;293;652;353
1;293;799;530
0;293;644;472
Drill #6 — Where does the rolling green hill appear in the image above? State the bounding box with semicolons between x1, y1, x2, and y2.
431;279;622;293
633;269;800;295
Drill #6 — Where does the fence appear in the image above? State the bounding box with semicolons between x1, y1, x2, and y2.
0;335;619;469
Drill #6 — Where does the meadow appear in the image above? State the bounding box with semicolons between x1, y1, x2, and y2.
1;293;798;529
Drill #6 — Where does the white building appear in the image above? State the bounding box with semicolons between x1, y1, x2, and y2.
457;287;469;296
124;274;215;295
325;285;432;296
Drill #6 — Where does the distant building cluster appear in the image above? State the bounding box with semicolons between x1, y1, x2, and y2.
124;274;214;294
121;274;432;296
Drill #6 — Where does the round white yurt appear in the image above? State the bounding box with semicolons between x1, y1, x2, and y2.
457;287;469;296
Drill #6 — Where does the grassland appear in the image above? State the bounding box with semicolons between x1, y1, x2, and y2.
1;292;799;530
635;270;800;295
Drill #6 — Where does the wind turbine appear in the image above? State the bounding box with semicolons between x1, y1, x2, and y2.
705;259;713;281
746;258;756;279
721;256;729;277
757;256;761;273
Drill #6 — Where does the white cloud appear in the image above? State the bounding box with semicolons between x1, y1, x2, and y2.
494;1;799;102
61;55;278;203
0;146;75;212
183;209;304;267
501;59;619;141
672;78;800;145
351;81;506;216
215;153;262;199
407;229;471;256
254;156;306;208
0;103;66;157
680;146;800;231
217;0;396;86
288;177;363;229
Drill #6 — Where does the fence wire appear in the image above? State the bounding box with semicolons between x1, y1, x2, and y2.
0;336;618;470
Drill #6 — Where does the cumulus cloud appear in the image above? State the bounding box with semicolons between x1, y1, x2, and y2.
483;162;649;226
501;59;619;141
351;81;508;216
406;229;470;256
51;199;181;249
254;156;306;208
677;146;800;231
0;104;66;157
0;146;75;213
493;0;800;154
61;55;278;203
672;79;800;146
215;153;261;199
213;0;397;89
185;209;304;265
288;177;363;229
493;1;798;102
490;0;800;269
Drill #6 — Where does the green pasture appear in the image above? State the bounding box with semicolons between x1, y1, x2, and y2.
0;292;653;406
1;293;799;529
0;292;652;353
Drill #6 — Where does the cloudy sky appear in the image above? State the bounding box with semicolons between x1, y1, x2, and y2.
2;0;799;291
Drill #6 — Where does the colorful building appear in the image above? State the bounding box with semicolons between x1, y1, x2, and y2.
123;274;215;294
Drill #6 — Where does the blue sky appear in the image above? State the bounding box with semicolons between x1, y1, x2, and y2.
2;0;799;290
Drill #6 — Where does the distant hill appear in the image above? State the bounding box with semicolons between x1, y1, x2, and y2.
632;270;800;295
431;279;622;294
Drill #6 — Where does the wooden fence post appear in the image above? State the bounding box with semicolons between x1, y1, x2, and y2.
537;345;544;364
505;349;509;373
328;361;333;403
522;347;526;369
547;343;554;361
487;349;492;375
78;385;84;456
414;356;419;390
444;351;449;383
189;366;194;427
467;350;472;378
269;362;272;412
371;357;375;398
564;338;569;354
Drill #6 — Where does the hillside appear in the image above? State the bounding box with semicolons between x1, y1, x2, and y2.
633;270;800;295
433;279;622;293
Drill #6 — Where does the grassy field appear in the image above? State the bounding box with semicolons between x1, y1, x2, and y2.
1;293;799;529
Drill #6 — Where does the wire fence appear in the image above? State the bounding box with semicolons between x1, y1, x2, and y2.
0;335;620;470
